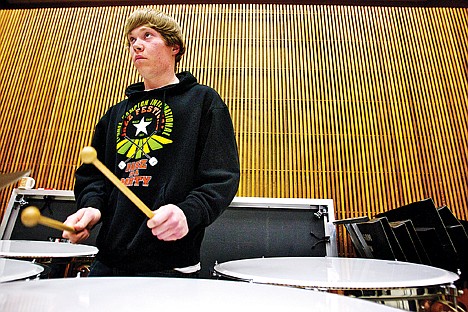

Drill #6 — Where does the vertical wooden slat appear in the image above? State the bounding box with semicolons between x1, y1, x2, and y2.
0;5;466;257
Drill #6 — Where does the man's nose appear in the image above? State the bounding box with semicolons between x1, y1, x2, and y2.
132;38;143;51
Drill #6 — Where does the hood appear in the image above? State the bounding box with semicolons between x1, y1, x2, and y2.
125;71;198;100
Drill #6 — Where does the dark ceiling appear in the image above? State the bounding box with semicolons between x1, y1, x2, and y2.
1;0;467;9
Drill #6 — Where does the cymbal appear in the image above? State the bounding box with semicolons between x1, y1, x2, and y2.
0;170;31;191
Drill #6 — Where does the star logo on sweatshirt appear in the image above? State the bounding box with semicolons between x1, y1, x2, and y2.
133;118;152;136
117;99;174;161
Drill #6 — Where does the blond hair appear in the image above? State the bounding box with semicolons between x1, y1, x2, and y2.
124;8;186;65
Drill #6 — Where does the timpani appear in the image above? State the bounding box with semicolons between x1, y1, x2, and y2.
213;257;461;311
0;277;407;312
0;258;43;282
0;240;98;278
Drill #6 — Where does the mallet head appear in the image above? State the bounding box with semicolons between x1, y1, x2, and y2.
21;206;41;227
80;146;97;164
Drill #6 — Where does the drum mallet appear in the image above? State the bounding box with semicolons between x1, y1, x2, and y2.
80;146;155;219
21;206;76;233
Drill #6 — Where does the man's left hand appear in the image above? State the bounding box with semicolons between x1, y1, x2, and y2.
147;204;189;241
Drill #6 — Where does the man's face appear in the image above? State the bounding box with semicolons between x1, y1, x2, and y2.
127;25;179;79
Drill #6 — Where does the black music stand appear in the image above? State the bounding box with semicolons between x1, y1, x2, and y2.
333;216;372;258
376;198;458;273
355;217;405;261
438;206;468;281
389;220;425;264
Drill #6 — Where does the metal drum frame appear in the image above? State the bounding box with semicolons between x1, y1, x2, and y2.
213;257;462;311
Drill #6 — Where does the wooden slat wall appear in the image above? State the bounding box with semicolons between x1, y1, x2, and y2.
0;5;466;256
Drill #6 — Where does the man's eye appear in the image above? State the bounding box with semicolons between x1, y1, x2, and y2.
145;32;152;38
129;37;136;43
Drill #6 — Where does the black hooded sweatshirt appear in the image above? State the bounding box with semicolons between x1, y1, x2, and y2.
74;71;240;273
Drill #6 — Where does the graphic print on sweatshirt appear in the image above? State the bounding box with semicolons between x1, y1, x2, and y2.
116;99;173;187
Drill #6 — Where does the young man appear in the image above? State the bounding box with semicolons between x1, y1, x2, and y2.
63;8;240;277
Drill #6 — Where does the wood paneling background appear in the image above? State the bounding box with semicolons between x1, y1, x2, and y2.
0;5;466;256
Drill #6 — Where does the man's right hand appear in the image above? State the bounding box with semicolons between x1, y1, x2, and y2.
62;207;101;244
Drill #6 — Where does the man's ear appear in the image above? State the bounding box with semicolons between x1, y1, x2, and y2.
172;45;180;55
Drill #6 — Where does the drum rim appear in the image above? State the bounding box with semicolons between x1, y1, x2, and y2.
0;277;406;312
0;258;44;283
213;256;460;289
0;240;98;258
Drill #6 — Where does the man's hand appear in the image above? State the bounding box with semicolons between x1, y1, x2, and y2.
62;207;101;243
147;204;188;241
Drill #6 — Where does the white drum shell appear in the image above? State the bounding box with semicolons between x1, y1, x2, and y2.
213;257;459;289
0;258;43;282
0;277;406;312
213;257;460;311
0;240;98;278
0;240;98;258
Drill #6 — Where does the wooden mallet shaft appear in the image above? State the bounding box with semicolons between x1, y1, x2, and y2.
21;206;76;233
80;146;155;219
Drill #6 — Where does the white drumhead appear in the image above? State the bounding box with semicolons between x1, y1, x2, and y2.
0;277;405;312
0;240;98;258
214;257;459;289
0;258;43;282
